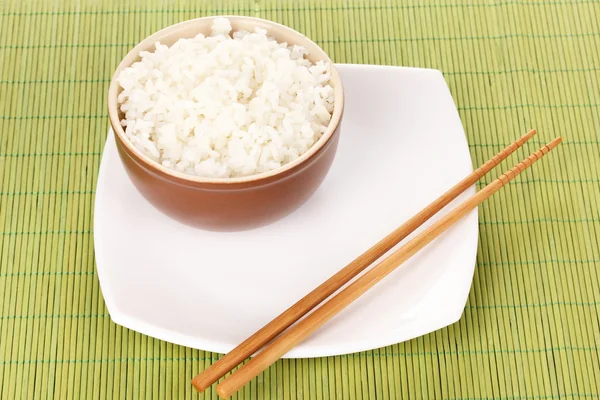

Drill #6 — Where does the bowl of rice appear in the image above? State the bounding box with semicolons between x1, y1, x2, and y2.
108;16;344;231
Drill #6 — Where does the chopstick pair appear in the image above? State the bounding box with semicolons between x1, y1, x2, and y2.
192;129;562;399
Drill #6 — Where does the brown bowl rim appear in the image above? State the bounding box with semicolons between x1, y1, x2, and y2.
107;15;344;186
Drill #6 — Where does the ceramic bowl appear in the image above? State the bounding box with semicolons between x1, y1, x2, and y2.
107;16;344;231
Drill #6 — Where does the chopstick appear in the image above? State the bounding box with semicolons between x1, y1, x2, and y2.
216;136;562;398
191;129;537;393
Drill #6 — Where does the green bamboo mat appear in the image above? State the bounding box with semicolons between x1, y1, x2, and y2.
1;0;599;398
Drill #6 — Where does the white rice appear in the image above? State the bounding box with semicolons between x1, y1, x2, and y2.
117;17;335;178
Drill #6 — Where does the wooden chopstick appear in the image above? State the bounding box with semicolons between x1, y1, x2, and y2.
215;137;562;398
191;129;537;393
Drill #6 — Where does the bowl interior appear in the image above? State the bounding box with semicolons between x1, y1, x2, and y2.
107;16;344;185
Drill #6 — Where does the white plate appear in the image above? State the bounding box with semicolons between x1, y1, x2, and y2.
94;64;478;358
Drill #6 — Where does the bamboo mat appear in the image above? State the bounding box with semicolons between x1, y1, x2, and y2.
1;0;600;399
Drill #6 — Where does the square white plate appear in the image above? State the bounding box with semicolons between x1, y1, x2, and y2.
94;64;478;358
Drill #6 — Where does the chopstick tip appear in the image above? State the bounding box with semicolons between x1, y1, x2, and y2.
191;376;207;393
216;385;229;399
520;129;536;143
544;137;563;152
